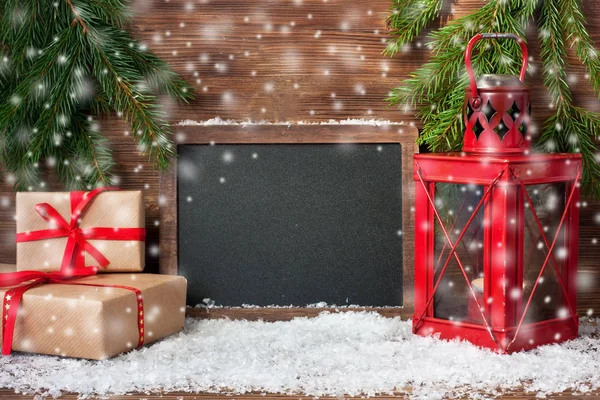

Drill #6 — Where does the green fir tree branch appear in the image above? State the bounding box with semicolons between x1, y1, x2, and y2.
0;0;194;190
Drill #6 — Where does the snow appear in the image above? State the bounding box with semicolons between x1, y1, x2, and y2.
177;117;407;127
1;312;600;399
194;301;392;309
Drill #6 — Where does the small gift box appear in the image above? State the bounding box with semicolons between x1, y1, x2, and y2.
16;188;145;273
0;267;187;360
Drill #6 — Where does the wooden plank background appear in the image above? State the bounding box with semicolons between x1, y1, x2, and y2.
0;0;599;314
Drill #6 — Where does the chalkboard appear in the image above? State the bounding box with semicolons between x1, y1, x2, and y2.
176;143;404;307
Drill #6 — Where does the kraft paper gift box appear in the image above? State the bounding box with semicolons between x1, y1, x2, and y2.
16;189;145;273
0;270;187;360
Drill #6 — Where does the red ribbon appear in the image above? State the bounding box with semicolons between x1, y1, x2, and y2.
0;268;145;356
15;187;146;272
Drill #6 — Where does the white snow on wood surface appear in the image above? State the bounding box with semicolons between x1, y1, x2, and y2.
177;117;409;126
1;312;599;399
195;300;402;308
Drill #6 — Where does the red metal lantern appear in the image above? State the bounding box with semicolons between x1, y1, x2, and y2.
412;33;582;353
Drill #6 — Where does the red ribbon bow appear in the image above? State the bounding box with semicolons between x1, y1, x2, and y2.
16;187;146;272
0;268;145;356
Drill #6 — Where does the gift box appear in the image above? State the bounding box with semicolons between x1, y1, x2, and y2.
16;189;145;273
0;268;187;360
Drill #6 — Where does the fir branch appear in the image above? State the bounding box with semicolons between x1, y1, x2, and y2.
66;0;89;34
538;0;570;112
0;26;73;137
85;24;174;168
121;44;194;102
93;23;193;102
384;0;444;56
70;114;114;188
7;0;45;76
75;0;130;28
0;0;193;190
90;90;112;115
561;0;600;98
537;0;600;195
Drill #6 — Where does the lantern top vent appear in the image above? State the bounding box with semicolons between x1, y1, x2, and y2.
475;74;526;90
462;33;531;155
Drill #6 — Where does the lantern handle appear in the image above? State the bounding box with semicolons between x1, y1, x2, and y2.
465;33;528;109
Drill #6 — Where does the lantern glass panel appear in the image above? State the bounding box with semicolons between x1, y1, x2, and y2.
521;183;568;323
433;182;485;323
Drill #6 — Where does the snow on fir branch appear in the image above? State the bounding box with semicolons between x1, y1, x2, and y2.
386;0;600;198
0;0;194;191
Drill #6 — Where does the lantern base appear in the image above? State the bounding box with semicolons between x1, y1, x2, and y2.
412;316;579;354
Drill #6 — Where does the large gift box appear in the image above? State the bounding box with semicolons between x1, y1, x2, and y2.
0;269;187;360
16;189;145;272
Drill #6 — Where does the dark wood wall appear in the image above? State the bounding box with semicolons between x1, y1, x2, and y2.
0;0;599;313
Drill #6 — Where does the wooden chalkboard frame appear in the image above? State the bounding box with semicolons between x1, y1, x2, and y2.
159;124;418;318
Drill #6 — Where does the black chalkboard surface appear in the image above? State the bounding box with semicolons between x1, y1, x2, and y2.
177;143;404;307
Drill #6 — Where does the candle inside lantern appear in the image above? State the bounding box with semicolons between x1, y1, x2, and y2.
466;278;485;324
